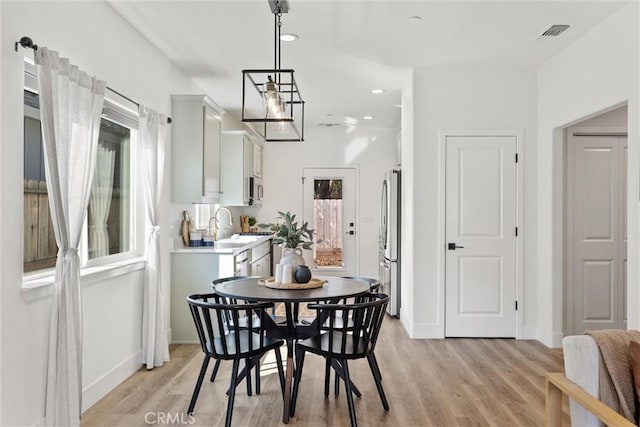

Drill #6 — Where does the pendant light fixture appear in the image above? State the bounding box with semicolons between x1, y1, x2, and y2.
241;0;305;142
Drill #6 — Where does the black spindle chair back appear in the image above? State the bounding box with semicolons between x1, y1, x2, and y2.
186;292;285;427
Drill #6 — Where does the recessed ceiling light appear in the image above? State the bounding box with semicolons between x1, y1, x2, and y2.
408;16;422;22
363;116;374;120
371;89;385;94
280;33;298;42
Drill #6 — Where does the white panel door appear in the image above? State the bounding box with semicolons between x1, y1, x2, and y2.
569;135;627;333
302;168;357;276
445;136;517;337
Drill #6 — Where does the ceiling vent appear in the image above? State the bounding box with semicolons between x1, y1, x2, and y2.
539;24;570;38
318;123;342;127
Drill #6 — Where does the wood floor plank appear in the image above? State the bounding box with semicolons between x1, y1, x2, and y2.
82;316;569;426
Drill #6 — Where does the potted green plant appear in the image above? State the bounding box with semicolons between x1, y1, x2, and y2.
258;211;319;269
248;216;258;232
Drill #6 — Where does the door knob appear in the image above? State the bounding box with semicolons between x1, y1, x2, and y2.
448;243;464;250
346;230;355;235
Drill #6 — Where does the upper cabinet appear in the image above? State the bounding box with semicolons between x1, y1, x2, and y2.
252;142;263;179
171;95;224;203
221;130;264;206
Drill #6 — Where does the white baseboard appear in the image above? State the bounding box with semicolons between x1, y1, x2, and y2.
410;322;445;339
82;351;142;413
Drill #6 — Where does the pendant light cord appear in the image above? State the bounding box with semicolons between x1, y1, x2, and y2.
277;13;282;85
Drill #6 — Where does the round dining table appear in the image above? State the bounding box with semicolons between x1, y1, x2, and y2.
214;276;371;424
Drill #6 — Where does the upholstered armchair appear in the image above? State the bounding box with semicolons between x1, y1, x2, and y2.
545;334;638;427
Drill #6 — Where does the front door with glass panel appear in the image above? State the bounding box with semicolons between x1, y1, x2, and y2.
302;168;356;276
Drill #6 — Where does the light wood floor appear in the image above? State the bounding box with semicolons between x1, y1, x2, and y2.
82;316;570;426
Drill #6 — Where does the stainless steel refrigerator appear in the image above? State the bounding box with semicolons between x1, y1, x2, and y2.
379;169;400;316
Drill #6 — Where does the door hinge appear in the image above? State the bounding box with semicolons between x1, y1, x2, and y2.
515;301;518;311
301;176;306;184
515;227;518;237
515;153;519;163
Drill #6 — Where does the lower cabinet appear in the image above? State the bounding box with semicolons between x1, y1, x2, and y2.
250;240;272;277
170;253;234;343
250;253;271;277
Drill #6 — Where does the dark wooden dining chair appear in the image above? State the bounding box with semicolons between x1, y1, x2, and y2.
290;293;390;427
321;276;383;397
211;276;286;394
187;292;285;427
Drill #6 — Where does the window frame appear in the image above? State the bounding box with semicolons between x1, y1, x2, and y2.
22;60;145;287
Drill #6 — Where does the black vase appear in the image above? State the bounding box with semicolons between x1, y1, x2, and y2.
294;265;312;284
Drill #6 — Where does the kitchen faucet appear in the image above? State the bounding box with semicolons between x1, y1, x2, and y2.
209;206;233;239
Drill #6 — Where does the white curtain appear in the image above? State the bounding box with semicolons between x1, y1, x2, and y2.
139;105;170;369
88;142;116;258
36;47;106;426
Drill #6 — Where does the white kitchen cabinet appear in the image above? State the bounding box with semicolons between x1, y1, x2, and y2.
251;254;270;277
252;142;263;178
170;252;234;343
250;240;272;277
171;95;225;203
221;130;263;206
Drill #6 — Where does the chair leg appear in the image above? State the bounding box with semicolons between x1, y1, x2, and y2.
255;357;261;395
367;354;389;411
245;357;253;396
370;353;382;381
335;369;340;396
210;359;221;382
341;359;358;427
290;347;306;417
274;347;286;398
331;359;362;397
188;355;211;414
324;358;331;397
225;359;240;427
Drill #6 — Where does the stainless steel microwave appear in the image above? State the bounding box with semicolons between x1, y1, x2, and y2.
249;176;263;206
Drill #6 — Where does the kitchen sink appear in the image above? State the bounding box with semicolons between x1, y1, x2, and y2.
225;234;261;243
214;241;250;249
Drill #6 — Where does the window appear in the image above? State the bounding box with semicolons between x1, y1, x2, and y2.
23;64;138;273
312;179;344;268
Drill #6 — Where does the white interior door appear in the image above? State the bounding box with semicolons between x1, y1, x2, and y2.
445;135;517;337
568;134;627;334
302;168;357;276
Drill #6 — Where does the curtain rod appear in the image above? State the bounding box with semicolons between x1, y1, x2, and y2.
15;36;172;124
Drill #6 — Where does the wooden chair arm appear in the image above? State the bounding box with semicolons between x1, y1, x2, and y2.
545;372;636;427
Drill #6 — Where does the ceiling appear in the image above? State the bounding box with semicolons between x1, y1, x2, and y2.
109;0;628;132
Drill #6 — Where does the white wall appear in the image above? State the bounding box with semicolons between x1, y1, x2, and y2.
0;1;5;422
258;126;397;279
0;2;202;425
408;65;538;338
400;69;415;332
575;105;628;128
537;2;639;347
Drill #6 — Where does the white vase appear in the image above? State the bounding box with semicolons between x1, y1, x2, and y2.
280;247;305;270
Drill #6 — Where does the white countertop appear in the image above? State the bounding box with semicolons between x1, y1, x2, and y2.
171;234;273;256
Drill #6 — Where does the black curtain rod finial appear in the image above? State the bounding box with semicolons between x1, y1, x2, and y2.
15;36;38;52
